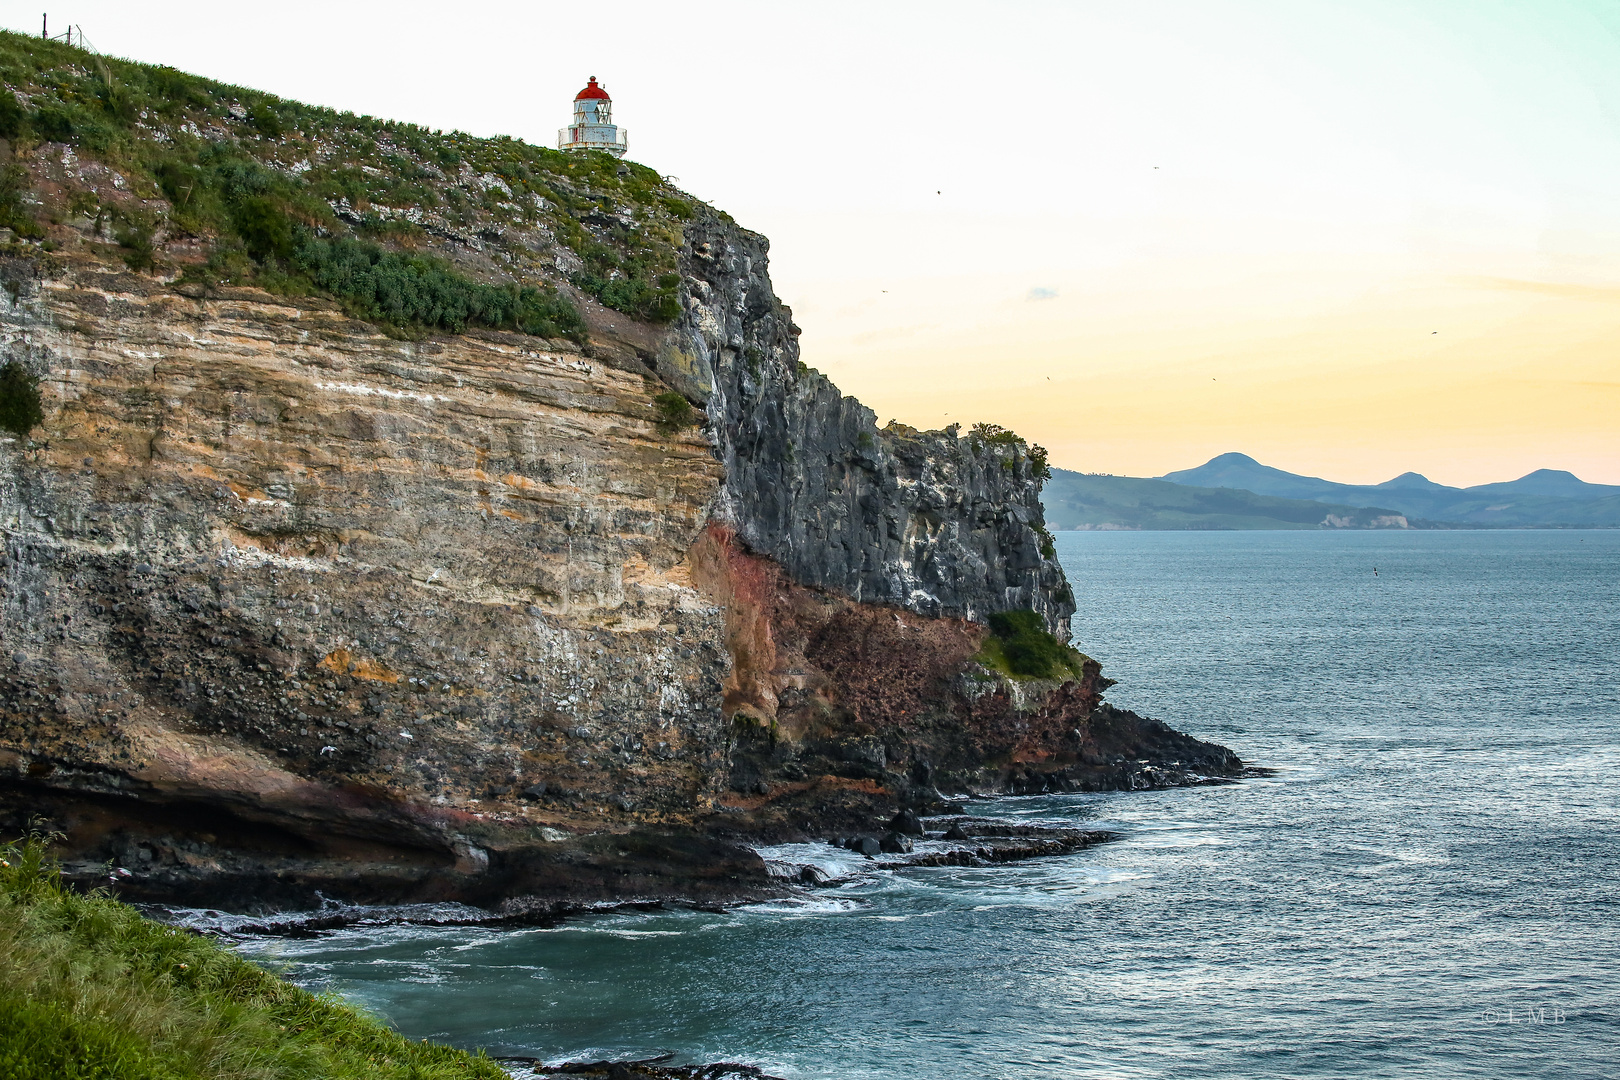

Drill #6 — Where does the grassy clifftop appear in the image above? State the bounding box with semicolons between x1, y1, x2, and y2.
0;833;502;1080
0;29;698;337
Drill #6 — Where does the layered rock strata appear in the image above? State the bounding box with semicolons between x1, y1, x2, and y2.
1;192;1243;911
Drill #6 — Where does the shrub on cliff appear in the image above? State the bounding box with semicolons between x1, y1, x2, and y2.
573;270;682;323
0;360;43;438
653;390;697;434
0;832;505;1080
294;234;585;341
0;93;22;139
966;422;1052;480
979;609;1089;681
0;163;42;238
116;219;157;271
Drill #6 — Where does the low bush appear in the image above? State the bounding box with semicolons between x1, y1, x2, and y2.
0;163;41;237
978;609;1088;681
31;104;76;142
116;221;156;270
0;93;22;139
653;390;696;434
969;422;1025;448
1028;443;1051;479
247;101;283;140
968;423;1051;479
0;360;43;437
573;268;681;323
0;832;505;1079
1034;523;1057;560
295;233;584;340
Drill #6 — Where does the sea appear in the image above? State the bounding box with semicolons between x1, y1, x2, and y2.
235;530;1620;1079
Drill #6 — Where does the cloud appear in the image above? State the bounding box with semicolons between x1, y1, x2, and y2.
1027;287;1059;301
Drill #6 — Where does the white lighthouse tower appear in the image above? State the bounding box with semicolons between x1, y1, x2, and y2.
558;77;628;157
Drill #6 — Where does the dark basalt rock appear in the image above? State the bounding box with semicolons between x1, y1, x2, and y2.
846;836;882;858
888;809;925;836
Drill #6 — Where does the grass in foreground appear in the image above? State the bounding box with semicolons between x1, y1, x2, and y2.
0;833;504;1080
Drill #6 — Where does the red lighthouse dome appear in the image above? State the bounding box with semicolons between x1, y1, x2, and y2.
560;77;627;157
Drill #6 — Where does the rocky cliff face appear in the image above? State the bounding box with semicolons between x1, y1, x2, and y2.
0;256;756;906
660;213;1072;634
0;44;1242;910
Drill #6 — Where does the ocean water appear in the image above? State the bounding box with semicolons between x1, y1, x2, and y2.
238;530;1620;1078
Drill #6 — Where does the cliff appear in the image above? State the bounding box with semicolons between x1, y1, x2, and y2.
0;33;1241;909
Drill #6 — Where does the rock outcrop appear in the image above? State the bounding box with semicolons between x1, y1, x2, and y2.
0;41;1243;910
665;213;1072;632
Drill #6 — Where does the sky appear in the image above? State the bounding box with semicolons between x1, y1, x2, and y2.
12;0;1620;485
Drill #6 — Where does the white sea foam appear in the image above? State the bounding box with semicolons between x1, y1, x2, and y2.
735;896;867;916
753;841;872;883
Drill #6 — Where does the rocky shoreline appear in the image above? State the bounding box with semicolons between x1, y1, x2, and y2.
131;772;1268;938
18;696;1249;913
503;1055;784;1080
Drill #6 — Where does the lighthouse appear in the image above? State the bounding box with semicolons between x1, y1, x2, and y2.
558;77;628;158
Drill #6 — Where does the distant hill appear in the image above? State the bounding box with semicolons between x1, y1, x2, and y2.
1465;469;1620;501
1160;453;1349;501
1157;453;1620;527
1042;471;1409;531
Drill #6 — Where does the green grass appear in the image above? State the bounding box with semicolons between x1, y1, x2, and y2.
0;833;504;1080
0;29;690;332
974;610;1091;682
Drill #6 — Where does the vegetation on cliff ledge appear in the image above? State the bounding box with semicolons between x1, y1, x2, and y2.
0;358;43;437
0;833;502;1080
975;610;1092;681
0;30;697;336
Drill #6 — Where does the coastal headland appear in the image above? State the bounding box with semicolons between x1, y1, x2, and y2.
0;31;1243;913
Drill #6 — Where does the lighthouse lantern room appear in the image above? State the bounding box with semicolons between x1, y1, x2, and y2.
558;77;628;157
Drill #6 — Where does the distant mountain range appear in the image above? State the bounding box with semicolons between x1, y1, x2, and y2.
1041;454;1620;530
1160;454;1620;527
1041;471;1409;531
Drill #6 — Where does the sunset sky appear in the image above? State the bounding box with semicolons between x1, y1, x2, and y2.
15;1;1620;485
